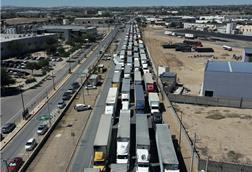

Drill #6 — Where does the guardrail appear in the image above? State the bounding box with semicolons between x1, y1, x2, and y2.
18;27;119;172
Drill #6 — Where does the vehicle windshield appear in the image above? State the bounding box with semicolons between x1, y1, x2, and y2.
38;125;45;130
26;141;33;145
117;155;128;159
94;161;104;166
8;162;17;167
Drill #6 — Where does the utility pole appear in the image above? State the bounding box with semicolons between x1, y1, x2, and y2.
81;76;85;104
19;85;27;119
190;133;197;172
46;93;51;127
52;72;55;90
205;156;209;172
179;111;183;146
68;57;71;73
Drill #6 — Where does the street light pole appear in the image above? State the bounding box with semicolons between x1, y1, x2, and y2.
81;76;85;104
68;57;71;73
179;111;183;146
52;72;55;90
19;85;26;115
46;94;51;127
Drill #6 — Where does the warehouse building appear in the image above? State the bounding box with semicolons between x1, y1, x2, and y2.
37;25;97;41
1;33;56;59
243;48;252;62
202;61;252;99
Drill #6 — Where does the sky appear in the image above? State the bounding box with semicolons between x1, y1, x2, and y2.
1;0;252;7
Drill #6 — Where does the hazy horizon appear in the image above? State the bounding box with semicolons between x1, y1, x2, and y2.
1;0;252;8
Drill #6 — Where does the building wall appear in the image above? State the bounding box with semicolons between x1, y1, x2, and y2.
1;34;57;59
203;71;252;99
74;18;112;26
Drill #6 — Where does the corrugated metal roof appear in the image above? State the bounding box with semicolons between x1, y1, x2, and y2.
136;115;150;147
117;111;130;139
94;114;112;146
156;124;179;166
206;61;252;73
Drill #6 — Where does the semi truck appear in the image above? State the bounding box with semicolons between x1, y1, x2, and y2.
116;110;131;164
106;87;118;113
135;84;145;111
93;114;113;171
148;92;160;114
136;114;150;172
156;124;179;172
144;73;155;92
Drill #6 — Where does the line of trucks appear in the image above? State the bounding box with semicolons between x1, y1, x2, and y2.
86;21;179;172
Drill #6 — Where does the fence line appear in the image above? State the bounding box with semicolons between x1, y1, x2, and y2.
166;93;252;109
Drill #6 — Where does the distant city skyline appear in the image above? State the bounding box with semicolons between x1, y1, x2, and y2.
1;0;252;7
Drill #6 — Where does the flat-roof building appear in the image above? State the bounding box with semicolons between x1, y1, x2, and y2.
0;33;56;59
37;25;97;41
202;60;252;99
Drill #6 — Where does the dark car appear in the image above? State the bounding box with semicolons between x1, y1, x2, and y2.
71;82;80;90
62;93;71;101
0;133;4;141
7;157;24;172
2;123;16;134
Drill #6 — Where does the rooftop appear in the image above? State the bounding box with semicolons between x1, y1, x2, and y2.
244;48;252;54
205;60;252;73
0;33;55;42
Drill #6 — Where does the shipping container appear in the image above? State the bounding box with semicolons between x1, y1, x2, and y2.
135;84;145;110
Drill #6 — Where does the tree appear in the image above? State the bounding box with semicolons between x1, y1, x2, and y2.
1;68;16;87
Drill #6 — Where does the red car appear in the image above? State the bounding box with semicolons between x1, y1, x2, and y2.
7;157;24;172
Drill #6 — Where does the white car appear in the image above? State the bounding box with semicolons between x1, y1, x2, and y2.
25;138;37;151
74;104;92;111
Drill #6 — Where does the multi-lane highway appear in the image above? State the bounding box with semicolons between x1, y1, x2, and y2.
67;28;126;172
1;45;93;124
1;27;118;171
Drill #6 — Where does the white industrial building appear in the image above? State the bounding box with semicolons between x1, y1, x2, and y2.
202;60;252;99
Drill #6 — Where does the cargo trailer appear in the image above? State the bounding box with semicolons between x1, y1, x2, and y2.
134;71;142;85
144;73;155;92
106;87;118;112
135;84;145;110
110;164;128;172
112;71;121;88
148;92;160;114
156;124;179;172
136;114;150;172
116;110;131;164
124;65;132;79
93;114;113;171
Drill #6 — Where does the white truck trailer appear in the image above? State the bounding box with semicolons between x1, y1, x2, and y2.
148;92;160;114
116;110;131;164
136;114;150;172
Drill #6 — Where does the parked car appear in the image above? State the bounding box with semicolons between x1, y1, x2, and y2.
57;100;66;109
74;104;92;111
1;123;16;134
25;138;37;151
7;157;24;172
37;124;49;135
66;88;75;94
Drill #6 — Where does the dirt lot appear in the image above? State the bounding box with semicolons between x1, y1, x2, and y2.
173;103;252;164
143;25;252;165
143;25;245;95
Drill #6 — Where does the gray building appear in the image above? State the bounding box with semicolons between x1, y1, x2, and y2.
202;61;252;99
1;33;56;59
37;25;97;41
74;17;113;26
243;48;252;62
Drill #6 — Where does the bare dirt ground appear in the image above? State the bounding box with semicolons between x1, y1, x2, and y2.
143;25;244;95
143;25;252;165
174;103;252;164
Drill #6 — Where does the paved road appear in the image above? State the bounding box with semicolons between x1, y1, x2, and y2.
0;45;93;124
67;27;126;172
1;28;118;171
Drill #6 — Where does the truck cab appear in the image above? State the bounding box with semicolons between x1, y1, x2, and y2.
93;152;106;172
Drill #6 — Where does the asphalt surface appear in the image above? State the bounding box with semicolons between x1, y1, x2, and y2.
0;46;93;124
67;28;126;172
1;28;118;171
